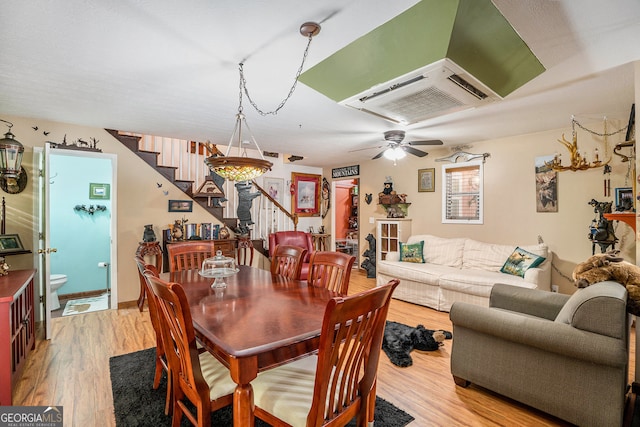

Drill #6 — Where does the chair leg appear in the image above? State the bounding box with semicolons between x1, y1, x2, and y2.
367;379;377;425
453;375;470;387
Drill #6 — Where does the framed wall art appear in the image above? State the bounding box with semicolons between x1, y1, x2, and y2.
0;234;25;254
534;155;558;213
615;187;633;209
291;172;321;216
418;168;435;192
168;200;193;212
89;183;111;200
263;177;284;204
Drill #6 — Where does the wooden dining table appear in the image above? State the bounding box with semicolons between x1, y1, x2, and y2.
161;265;338;427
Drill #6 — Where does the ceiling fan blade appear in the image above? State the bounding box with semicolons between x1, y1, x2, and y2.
403;146;428;157
372;150;386;160
348;144;384;153
407;139;444;146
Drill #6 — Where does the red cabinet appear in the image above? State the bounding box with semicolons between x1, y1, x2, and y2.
0;269;36;405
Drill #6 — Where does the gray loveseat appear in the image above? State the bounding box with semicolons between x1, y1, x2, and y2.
449;281;630;427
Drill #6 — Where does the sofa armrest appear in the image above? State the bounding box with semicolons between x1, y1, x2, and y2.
490;283;570;320
450;302;628;367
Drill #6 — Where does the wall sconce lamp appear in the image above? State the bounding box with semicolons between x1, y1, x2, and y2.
0;119;26;194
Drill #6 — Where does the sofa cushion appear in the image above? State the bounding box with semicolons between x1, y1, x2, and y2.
439;269;538;298
377;260;452;287
399;241;424;263
500;247;546;278
463;239;548;272
408;234;465;268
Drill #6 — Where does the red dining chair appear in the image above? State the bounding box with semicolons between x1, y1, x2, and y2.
144;273;235;427
252;279;400;427
270;244;308;280
269;231;314;280
134;256;172;415
167;241;216;272
307;250;356;295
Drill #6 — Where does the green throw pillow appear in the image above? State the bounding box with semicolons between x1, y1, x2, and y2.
500;247;546;278
399;241;425;263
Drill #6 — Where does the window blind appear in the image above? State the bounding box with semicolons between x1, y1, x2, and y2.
442;161;483;224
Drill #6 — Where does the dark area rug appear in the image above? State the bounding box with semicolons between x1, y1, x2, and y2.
110;348;414;427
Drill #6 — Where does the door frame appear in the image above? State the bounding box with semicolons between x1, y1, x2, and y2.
330;177;360;266
33;146;118;338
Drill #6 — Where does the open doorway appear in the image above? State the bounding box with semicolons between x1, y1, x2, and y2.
332;178;359;267
34;145;118;339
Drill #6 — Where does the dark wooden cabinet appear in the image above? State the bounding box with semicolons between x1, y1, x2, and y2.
0;269;36;405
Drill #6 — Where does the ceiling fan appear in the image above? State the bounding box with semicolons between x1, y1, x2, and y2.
358;130;443;160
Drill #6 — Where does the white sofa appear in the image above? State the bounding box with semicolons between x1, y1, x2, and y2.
376;234;552;312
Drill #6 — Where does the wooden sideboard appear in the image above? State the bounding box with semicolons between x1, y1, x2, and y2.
161;232;237;273
0;269;36;405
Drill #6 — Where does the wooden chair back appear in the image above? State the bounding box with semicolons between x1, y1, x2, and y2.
270;244;308;280
135;256;171;414
167;241;216;272
254;279;399;426
307;251;356;295
310;279;398;426
144;273;232;427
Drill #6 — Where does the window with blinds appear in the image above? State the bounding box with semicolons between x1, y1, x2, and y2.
441;160;483;224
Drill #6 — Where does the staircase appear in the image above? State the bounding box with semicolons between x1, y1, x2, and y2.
106;129;297;254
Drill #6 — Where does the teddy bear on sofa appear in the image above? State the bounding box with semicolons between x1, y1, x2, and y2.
572;251;640;316
382;321;452;367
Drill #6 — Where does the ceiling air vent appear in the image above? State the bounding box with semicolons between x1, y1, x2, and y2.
339;58;501;124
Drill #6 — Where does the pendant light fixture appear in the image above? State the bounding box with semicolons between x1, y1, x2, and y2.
205;22;321;181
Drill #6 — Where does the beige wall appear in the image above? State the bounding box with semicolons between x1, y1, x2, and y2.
4;111;634;303
3;115;271;306
337;119;634;295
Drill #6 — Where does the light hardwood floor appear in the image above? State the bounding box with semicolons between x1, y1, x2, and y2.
13;270;635;426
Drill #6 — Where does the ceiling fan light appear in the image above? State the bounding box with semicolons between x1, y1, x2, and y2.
383;147;406;161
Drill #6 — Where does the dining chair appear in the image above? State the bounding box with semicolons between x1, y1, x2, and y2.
167;241;216;272
252;278;400;427
270;244;308;280
134;256;171;415
307;250;356;295
144;272;236;427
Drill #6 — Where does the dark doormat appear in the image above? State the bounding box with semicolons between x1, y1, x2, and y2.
110;348;415;426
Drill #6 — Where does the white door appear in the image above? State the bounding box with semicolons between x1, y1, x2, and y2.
35;144;118;339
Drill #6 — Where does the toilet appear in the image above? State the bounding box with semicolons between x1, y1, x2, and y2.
50;274;68;310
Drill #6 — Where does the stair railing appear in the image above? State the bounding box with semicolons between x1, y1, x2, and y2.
122;132;297;244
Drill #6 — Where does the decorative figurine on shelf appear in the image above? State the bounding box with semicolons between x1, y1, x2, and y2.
219;226;230;239
587;198;618;254
170;219;184;241
235;181;261;235
0;257;8;276
142;224;156;242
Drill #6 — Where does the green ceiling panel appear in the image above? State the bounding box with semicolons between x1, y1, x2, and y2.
299;0;545;102
299;0;459;102
447;0;545;97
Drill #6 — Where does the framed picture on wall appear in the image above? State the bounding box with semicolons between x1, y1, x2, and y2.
418;168;435;192
534;155;557;213
0;234;25;254
263;177;284;204
89;183;111;200
615;187;633;209
291;172;321;217
168;200;193;212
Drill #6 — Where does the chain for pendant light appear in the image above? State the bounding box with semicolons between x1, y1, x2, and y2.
572;116;628;138
239;32;315;117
